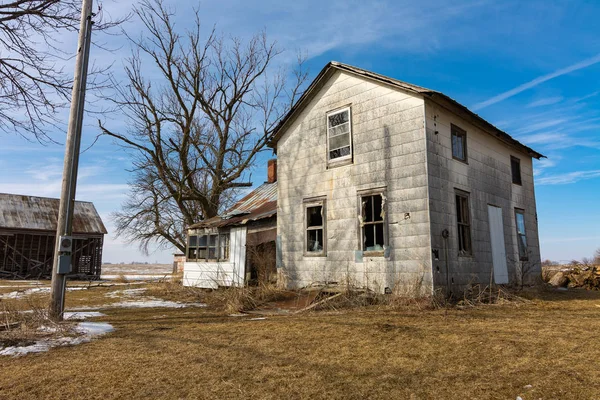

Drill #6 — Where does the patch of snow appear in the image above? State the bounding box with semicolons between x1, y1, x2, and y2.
248;317;267;321
105;288;147;298
64;311;106;320
229;313;249;317
110;299;205;309
0;286;85;299
37;325;59;333
0;322;114;357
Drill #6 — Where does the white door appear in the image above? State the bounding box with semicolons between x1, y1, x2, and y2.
487;205;509;284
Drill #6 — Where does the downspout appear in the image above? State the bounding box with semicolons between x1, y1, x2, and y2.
442;229;450;296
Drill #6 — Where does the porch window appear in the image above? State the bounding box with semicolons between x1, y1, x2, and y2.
187;232;230;261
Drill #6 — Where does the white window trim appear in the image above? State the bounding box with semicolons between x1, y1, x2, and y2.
326;107;353;164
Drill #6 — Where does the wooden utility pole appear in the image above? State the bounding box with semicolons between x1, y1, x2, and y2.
49;0;94;321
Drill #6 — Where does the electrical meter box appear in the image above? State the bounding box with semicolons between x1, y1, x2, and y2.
58;254;72;274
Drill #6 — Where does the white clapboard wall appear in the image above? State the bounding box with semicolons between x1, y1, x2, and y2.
183;226;247;288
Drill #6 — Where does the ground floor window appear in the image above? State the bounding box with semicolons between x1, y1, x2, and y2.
514;209;528;261
455;190;472;255
360;191;387;253
305;199;326;255
187;231;230;262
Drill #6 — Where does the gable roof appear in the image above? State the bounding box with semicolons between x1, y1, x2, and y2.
188;182;277;229
0;193;107;234
268;61;544;159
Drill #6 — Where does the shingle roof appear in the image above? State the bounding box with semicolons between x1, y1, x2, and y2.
188;182;277;229
268;61;544;159
0;193;107;234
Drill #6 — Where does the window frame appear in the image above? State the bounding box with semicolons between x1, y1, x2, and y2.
511;156;522;185
186;229;231;262
514;208;528;261
303;198;327;257
357;189;388;256
451;124;468;163
326;106;353;165
455;190;472;256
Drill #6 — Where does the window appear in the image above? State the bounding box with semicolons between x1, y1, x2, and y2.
360;193;386;253
451;124;467;162
327;107;352;163
305;201;326;255
187;232;230;261
455;191;472;255
511;156;522;185
515;209;528;261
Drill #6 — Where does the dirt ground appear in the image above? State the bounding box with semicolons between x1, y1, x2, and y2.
1;281;600;400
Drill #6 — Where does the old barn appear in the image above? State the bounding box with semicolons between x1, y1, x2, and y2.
0;193;107;279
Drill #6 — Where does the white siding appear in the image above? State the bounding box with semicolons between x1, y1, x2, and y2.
276;70;432;294
183;226;247;288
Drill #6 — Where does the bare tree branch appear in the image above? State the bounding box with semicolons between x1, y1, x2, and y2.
99;0;308;253
0;0;128;141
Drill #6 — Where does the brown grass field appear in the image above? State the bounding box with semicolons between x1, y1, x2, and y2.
1;280;600;400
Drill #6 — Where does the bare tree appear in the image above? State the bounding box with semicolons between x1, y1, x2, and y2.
99;0;307;253
0;0;124;140
594;248;600;265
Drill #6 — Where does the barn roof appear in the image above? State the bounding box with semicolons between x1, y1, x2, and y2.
0;193;108;234
189;182;277;229
268;61;545;160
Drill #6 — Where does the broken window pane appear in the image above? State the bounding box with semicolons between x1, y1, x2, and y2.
208;247;217;260
187;247;197;260
329;147;351;160
361;193;386;252
219;234;230;260
307;229;323;252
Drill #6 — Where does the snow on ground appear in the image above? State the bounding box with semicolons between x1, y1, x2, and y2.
64;311;106;320
0;314;114;357
110;299;205;308
0;286;87;300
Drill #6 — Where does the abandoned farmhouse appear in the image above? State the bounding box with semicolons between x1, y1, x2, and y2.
0;193;107;279
184;61;544;294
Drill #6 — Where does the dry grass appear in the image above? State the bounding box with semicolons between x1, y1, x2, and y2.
1;283;600;399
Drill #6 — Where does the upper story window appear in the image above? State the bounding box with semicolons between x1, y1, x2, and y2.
455;190;472;255
187;232;230;262
305;200;326;256
511;156;522;185
451;124;467;162
327;107;352;163
514;209;528;261
360;192;387;254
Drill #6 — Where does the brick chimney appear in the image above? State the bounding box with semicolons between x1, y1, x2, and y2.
267;159;277;183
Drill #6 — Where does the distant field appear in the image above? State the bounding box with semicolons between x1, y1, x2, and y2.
101;263;173;275
1;281;600;399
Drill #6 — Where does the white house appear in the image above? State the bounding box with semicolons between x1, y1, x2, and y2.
268;62;544;295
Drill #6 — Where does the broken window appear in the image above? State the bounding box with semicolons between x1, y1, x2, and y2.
511;156;522;185
306;202;325;254
361;193;386;252
327;107;352;163
455;191;472;255
451;124;467;162
186;232;230;262
514;209;528;261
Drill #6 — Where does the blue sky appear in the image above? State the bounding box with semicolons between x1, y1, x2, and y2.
0;0;599;263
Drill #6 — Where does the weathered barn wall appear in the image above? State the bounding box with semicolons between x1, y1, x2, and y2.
276;70;433;294
183;226;247;288
425;100;541;291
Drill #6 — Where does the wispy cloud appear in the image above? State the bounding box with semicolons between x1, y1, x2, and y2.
537;169;600;185
472;53;600;110
526;96;563;108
